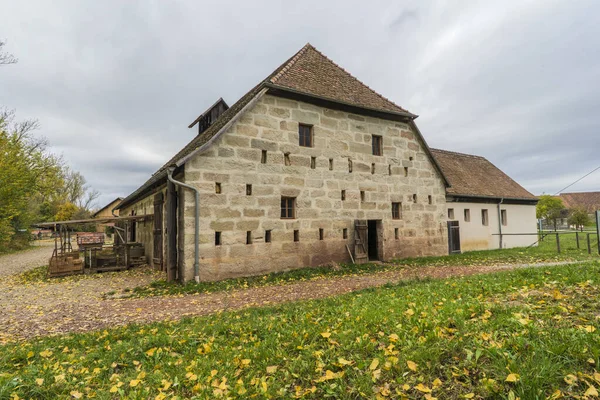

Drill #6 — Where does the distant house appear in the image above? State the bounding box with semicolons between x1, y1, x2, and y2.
92;197;122;233
559;192;600;217
431;149;538;252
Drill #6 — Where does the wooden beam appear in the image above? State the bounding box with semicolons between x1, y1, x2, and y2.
166;180;178;282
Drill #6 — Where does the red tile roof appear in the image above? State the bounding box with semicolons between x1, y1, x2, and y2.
559;192;600;213
270;44;412;115
430;149;537;201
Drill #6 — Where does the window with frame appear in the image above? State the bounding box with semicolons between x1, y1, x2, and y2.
372;135;382;156
482;209;489;226
281;196;296;219
464;209;470;222
448;208;455;220
501;209;507;226
299;124;313;147
392;202;402;220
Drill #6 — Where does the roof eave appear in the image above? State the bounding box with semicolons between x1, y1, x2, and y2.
448;193;539;203
265;83;418;120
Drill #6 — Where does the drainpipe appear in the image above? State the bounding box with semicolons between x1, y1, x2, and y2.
167;167;200;283
497;198;504;249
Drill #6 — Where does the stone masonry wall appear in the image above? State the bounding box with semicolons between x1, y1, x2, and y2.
181;94;448;281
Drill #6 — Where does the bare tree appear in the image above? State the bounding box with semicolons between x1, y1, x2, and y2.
0;40;17;65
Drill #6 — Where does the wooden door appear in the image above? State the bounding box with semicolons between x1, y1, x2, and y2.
354;220;369;264
447;220;461;254
153;193;164;269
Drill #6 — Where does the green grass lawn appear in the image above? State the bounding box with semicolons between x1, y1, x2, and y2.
2;262;599;399
126;232;599;299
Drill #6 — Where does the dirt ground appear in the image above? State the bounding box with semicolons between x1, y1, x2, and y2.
0;241;55;277
0;255;577;343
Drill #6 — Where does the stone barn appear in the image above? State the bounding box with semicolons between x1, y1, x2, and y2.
116;43;450;282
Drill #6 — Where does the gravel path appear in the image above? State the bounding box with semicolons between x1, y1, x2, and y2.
0;242;54;277
0;260;579;342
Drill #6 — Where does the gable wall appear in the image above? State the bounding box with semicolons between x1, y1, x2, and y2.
181;94;448;281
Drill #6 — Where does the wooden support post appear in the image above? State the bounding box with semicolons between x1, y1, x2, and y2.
587;233;591;255
556;233;560;254
576;232;580;249
166;179;178;282
596;211;600;255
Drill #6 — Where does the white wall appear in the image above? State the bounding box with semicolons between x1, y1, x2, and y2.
447;202;537;251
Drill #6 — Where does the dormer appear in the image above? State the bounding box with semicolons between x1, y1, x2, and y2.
188;98;229;135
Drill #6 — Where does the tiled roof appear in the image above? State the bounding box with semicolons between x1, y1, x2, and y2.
559;192;600;213
118;44;417;209
430;149;537;200
270;44;412;115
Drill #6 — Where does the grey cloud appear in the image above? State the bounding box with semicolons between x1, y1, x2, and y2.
1;0;599;208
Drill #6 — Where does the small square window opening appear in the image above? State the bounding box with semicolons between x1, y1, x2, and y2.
482;209;489;226
392;202;402;220
372;135;382;156
299;124;313;147
281;196;296;219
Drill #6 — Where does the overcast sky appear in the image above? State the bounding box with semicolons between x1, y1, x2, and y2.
1;0;599;208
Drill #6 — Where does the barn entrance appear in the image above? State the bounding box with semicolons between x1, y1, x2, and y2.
353;219;382;263
367;220;379;261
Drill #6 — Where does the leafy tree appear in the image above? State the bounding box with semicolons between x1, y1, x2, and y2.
0;110;64;249
54;202;78;222
536;195;566;231
568;207;590;231
0;40;17;65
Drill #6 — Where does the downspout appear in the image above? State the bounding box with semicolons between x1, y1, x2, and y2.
167;167;200;283
497;198;504;249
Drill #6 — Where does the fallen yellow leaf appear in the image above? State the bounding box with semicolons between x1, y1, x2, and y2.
415;383;432;393
370;358;380;371
407;360;418;372
129;379;140;387
584;385;599;398
505;373;520;383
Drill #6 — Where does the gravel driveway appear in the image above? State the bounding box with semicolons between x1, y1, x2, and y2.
0;242;54;278
0;259;579;342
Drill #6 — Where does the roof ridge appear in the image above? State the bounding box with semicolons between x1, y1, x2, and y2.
561;191;600;195
270;43;313;84
430;148;487;160
308;44;409;113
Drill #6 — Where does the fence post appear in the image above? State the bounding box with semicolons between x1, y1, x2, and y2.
556;233;561;254
588;233;592;255
576;232;580;249
596;211;600;255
